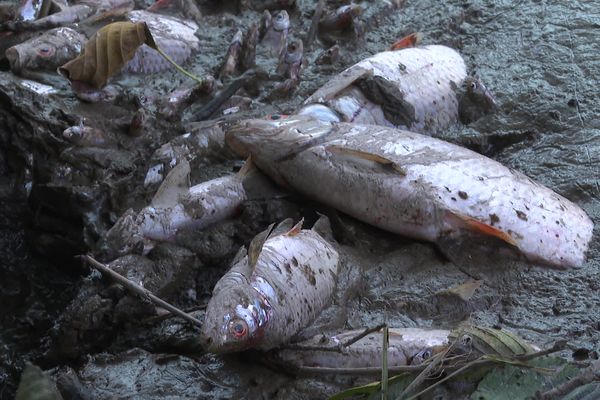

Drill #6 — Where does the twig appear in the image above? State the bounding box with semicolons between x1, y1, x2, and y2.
296;364;427;375
343;324;386;348
82;255;203;328
193;69;257;120
516;340;568;361
381;325;389;400
285;324;386;353
305;0;325;49
535;365;600;399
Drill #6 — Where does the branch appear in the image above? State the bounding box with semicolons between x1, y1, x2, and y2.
82;255;203;328
535;366;600;400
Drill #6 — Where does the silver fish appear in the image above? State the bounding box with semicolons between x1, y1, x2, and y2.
201;216;339;353
5;27;85;74
273;328;450;370
124;10;199;74
298;45;494;135
260;9;289;56
226;118;593;268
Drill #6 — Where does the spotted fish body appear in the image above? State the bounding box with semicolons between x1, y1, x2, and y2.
201;218;339;353
274;328;450;369
226;118;593;268
125;10;199;74
299;45;467;135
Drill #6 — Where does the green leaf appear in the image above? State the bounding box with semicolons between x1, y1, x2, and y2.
328;374;412;400
470;357;578;400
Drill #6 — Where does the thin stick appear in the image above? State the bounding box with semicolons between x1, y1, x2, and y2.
83;255;203;328
381;325;389;400
517;340;568;361
343;324;386;348
296;364;427;375
285;324;386;353
194;69;257;120
305;0;325;49
535;366;600;399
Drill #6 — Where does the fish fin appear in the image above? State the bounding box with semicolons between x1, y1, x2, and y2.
248;222;276;268
325;145;406;175
445;211;518;247
285;218;304;236
237;156;255;178
312;213;334;242
303;65;372;105
150;160;190;207
355;75;416;127
269;218;295;237
389;32;422;50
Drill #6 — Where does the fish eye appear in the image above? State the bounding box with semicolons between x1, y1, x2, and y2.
420;349;432;360
470;81;478;90
37;46;54;57
229;319;248;339
270;114;281;120
276;13;283;20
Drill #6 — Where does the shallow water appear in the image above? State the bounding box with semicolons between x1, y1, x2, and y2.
0;0;599;398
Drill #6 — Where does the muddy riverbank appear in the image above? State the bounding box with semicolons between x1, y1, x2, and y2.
0;0;598;398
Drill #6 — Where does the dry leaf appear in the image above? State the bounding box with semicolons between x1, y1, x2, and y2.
439;279;483;301
58;21;154;89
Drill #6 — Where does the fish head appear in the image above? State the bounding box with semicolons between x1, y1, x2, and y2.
200;284;271;353
465;77;497;112
225;117;334;165
62;125;84;143
272;10;290;32
6;28;85;74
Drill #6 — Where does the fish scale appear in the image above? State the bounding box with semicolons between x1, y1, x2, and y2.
201;219;339;353
226;118;593;268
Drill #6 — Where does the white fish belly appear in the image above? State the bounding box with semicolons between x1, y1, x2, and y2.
251;231;339;349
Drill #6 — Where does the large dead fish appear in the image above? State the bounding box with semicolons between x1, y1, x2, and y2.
201;216;339;353
226;118;593;268
273;328;450;370
298;45;496;134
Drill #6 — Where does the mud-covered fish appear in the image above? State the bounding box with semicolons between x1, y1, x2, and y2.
276;37;302;80
273;328;450;370
63;122;118;147
298;45;495;135
260;9;289;56
226;118;593;268
124;10;199;74
219;29;243;79
5;27;85;74
201;216;339;353
318;4;363;38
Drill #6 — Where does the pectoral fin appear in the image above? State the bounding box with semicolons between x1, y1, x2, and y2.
284;218;304;236
444;211;518;247
303;65;372;105
248;222;276;268
151;160;190;207
325;145;405;175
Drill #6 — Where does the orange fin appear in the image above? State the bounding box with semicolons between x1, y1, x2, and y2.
325;145;406;175
447;212;518;246
285;218;304;236
390;32;422;50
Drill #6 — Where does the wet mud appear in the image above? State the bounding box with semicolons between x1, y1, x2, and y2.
1;0;599;398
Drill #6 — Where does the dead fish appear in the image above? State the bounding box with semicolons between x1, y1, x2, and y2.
226;118;594;268
5;27;85;74
458;76;497;124
63;122;118;147
146;0;201;24
158;79;216;120
124;10;199;74
15;0;51;22
128;107;147;137
315;44;340;65
240;23;258;71
260;9;289;56
0;2;17;23
276;37;302;80
200;216;339;353
219;29;243;79
298;45;490;135
318;4;363;38
273;328;450;370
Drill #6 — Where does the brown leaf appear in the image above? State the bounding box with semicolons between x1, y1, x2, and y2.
58;21;152;89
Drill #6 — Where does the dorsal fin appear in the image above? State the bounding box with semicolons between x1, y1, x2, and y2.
151;160;190;207
312;213;334;242
236;156;255;178
325;145;405;175
285;218;304;236
269;218;295;237
248;222;276;268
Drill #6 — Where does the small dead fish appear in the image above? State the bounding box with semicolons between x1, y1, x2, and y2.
318;4;363;38
458;76;497;124
63;122;118;147
240;23;258;71
276;38;302;80
201;216;339;353
124;10;200;74
299;45;472;135
390;32;422;50
219;29;243;80
315;44;340;65
226;118;594;268
128;107;147;137
273;328;450;370
260;9;289;56
5;27;85;74
158;79;216;120
15;0;51;22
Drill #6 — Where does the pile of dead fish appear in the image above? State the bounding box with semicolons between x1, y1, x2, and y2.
1;0;594;397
